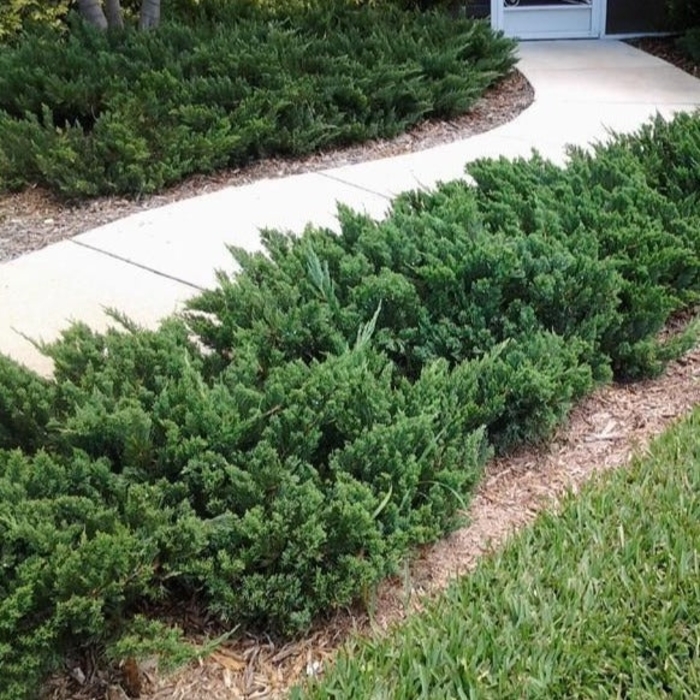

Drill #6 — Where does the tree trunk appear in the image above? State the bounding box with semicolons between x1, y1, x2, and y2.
105;0;125;30
77;0;108;30
139;0;161;30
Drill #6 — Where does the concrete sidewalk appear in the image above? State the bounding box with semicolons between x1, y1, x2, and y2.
3;39;700;375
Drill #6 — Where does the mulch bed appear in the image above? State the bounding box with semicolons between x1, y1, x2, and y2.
628;34;699;77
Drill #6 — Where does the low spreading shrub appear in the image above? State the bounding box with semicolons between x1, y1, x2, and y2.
467;130;700;378
2;111;700;697
0;0;70;42
678;26;700;62
0;0;516;198
667;0;700;30
666;0;700;66
188;199;607;449
0;318;490;699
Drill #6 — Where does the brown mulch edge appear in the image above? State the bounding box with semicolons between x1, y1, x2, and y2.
628;34;700;78
0;70;533;264
42;321;700;700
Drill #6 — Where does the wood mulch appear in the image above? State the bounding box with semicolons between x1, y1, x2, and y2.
0;70;533;264
628;34;700;77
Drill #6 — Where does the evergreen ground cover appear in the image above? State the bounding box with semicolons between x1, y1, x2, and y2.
0;0;516;199
296;403;700;700
2;111;700;697
679;26;700;65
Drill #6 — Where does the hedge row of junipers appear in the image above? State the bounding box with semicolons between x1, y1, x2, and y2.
3;111;700;697
0;0;516;199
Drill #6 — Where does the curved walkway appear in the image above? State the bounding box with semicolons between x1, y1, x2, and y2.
3;39;700;375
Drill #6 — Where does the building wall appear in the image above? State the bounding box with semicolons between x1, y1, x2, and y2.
467;1;490;18
467;1;670;35
605;0;670;34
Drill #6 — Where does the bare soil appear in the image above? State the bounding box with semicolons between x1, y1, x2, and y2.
0;70;533;264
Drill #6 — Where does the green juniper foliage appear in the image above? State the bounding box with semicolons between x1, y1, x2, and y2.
667;0;700;30
0;318;489;699
467;129;700;378
2;111;700;697
678;26;700;64
0;0;516;199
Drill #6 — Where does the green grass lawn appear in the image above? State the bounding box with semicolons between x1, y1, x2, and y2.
296;405;700;699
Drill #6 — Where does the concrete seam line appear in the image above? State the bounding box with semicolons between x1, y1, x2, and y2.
70;239;205;292
317;171;394;201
